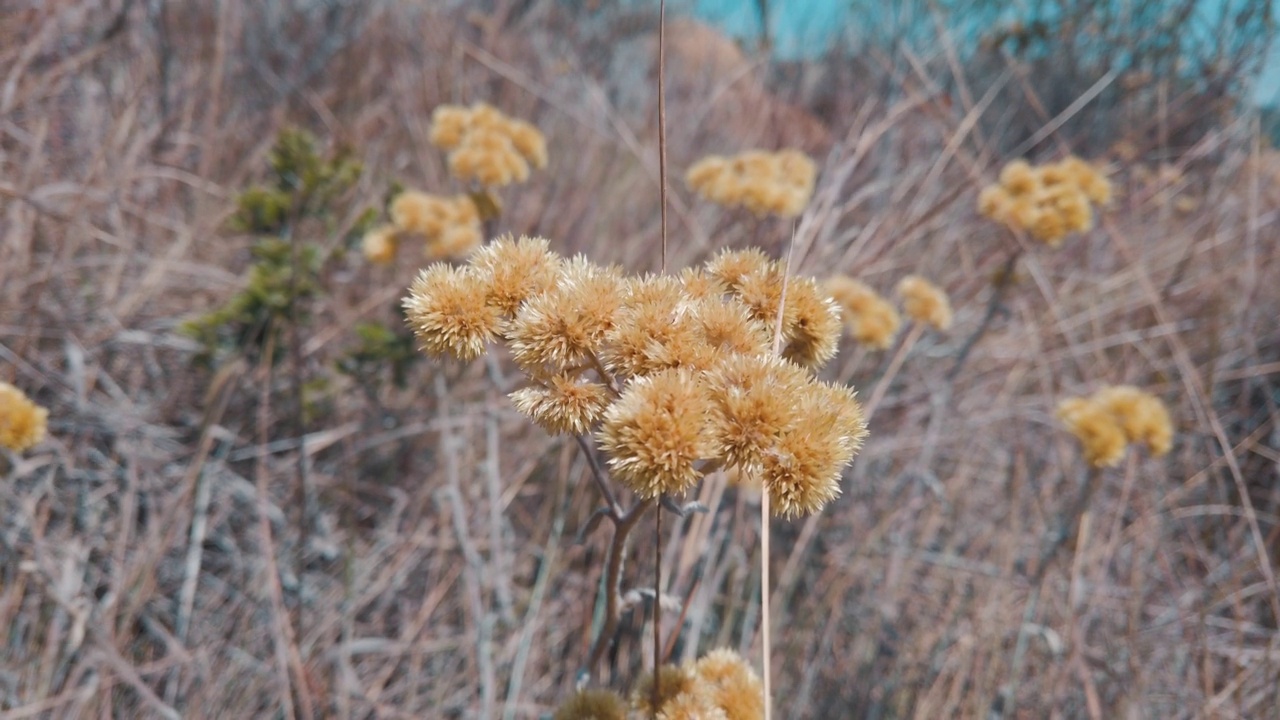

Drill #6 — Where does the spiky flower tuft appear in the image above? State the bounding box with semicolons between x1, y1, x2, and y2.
469;234;563;317
509;373;612;436
896;275;953;331
403;264;502;360
693;649;766;720
506;256;624;372
597;369;716;498
552;688;628;720
0;382;48;453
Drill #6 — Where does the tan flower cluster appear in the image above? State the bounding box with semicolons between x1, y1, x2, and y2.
0;382;48;452
403;241;866;518
555;648;763;720
823;276;901;350
429;102;548;187
896;275;953;331
978;156;1112;246
1056;385;1172;467
686;150;817;217
361;191;483;264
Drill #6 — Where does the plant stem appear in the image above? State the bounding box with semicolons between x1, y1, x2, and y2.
948;248;1022;382
587;499;655;675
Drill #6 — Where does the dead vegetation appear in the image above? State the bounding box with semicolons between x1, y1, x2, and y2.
1;1;1277;718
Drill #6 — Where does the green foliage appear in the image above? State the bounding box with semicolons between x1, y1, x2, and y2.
181;238;323;365
337;319;420;389
187;127;364;364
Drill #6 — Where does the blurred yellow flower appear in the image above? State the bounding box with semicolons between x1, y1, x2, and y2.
0;382;47;452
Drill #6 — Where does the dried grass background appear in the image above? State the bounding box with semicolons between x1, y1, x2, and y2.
2;1;1278;718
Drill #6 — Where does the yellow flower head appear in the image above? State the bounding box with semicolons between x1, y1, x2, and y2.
360;224;398;265
687;149;816;217
0;382;48;452
389;191;482;260
506;256;624;372
1092;385;1172;456
597;369;717;498
469;234;563;317
509;373;612;436
403;264;502;360
429;103;548;187
553;688;628;720
1056;397;1128;468
705;355;809;470
824;276;901;350
704;248;776;294
693;649;766;720
896;275;953;331
980;156;1110;246
631;665;712;719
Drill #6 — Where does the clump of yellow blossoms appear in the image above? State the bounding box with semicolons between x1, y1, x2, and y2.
0;382;48;452
1056;385;1172;467
896;275;953;331
555;648;763;720
823;276;901;350
361;191;483;264
429;102;548;187
403;240;866;518
686;149;817;218
978;156;1112;246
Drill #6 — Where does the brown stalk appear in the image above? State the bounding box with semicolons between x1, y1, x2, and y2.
653;1;668;714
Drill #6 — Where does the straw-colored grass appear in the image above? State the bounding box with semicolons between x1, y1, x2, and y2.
1;3;1277;718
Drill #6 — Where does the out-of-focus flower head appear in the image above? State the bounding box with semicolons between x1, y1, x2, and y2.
1057;385;1172;467
0;382;48;452
429;103;548;187
686;149;817;218
896;275;953;331
823;276;901;350
385;190;483;261
978;156;1111;246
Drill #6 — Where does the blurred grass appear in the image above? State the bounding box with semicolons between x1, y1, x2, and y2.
1;1;1278;718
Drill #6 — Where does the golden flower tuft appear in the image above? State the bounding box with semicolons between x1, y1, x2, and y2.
403;264;502;360
510;373;612;436
388;191;482;260
0;382;48;452
757;380;866;518
896;275;953;331
704;247;776;294
360;224;399;265
552;688;628;720
1056;397;1127;468
631;665;714;719
693;649;766;720
978;155;1111;246
824;276;901;350
705;355;809;471
469;234;563;317
429;102;548;187
597;369;717;498
506;256;624;372
1091;385;1173;457
686;149;816;217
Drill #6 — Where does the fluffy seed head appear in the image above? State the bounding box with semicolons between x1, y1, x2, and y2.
1056;397;1127;468
597;369;716;498
704;248;777;294
403;264;502;360
896;275;953;330
429;103;548;187
693;649;766;720
552;689;627;720
510;373;612;436
705;355;808;470
687;149;816;217
778;277;842;368
1092;385;1173;456
824;276;901;350
0;382;48;452
506;257;623;372
361;225;398;265
469;234;563;317
631;665;708;718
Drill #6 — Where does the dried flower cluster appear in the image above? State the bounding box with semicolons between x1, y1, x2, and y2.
896;275;953;331
430;102;548;187
554;648;764;720
403;240;866;518
978;156;1112;246
1056;385;1172;467
362;191;483;264
686;150;817;217
0;382;48;452
823;276;901;350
